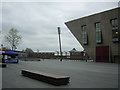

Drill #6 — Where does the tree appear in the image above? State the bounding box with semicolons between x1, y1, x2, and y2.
24;48;34;57
25;48;34;53
5;28;22;51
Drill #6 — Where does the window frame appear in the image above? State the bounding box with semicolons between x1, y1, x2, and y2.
95;22;102;44
81;25;88;45
110;18;119;42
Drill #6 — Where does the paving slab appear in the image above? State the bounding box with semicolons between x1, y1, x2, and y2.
2;59;118;88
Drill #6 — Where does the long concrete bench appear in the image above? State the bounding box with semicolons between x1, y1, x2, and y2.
21;69;70;86
0;63;7;68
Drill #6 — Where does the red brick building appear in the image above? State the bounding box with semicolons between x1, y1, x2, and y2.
69;48;85;60
34;52;54;59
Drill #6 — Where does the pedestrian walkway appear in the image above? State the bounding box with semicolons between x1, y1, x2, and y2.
2;59;118;88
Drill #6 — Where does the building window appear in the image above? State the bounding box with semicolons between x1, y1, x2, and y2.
111;18;118;30
110;18;119;42
81;25;88;45
112;31;119;42
95;22;102;44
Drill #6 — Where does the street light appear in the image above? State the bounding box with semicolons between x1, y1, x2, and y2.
1;44;3;63
57;27;62;61
1;44;3;52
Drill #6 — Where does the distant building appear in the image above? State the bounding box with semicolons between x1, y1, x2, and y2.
15;51;28;58
0;48;9;52
54;51;70;59
0;48;28;58
65;7;120;63
69;48;86;60
34;52;54;59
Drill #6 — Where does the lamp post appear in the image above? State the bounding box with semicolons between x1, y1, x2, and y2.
1;44;3;53
1;44;3;63
57;27;62;61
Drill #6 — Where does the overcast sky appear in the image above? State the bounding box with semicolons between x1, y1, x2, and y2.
2;1;118;52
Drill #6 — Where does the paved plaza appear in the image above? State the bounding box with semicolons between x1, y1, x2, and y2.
2;59;118;88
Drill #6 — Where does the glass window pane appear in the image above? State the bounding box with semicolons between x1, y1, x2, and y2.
115;19;118;25
81;25;88;44
95;22;102;43
111;18;119;42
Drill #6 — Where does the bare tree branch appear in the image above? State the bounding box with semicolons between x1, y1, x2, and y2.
5;28;22;50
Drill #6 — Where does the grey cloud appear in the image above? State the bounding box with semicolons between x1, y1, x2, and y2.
2;2;118;52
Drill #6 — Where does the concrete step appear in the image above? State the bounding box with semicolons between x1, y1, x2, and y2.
21;69;70;86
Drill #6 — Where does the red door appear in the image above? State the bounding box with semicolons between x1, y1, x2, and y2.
96;46;109;62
